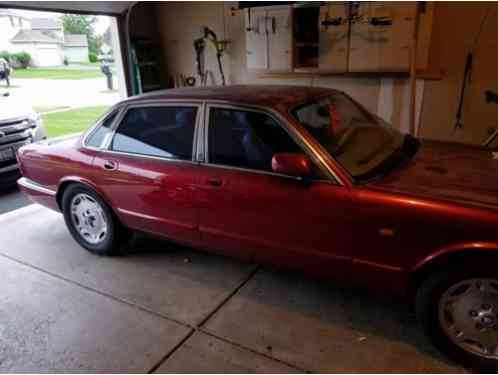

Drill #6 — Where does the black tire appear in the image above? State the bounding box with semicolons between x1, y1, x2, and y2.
416;266;498;372
62;184;130;255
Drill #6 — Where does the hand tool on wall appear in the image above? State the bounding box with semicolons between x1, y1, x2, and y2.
193;26;230;86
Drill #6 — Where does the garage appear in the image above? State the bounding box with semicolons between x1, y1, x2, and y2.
0;1;497;373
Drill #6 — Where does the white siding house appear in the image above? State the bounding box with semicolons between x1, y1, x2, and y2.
10;29;63;67
0;10;30;52
63;34;89;63
1;12;89;67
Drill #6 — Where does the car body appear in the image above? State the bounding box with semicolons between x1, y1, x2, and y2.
16;85;498;369
0;90;46;186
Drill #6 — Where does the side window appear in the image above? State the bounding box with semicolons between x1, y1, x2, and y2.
86;110;118;148
111;106;197;160
208;108;303;172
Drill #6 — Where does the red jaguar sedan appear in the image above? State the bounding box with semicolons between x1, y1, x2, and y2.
17;86;498;370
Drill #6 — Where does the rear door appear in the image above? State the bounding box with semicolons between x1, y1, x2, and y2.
91;102;202;246
195;104;355;278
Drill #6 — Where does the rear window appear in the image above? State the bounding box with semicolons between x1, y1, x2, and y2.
86;111;119;148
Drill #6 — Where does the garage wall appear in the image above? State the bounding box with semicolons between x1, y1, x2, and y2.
151;2;497;144
153;2;382;114
418;2;498;145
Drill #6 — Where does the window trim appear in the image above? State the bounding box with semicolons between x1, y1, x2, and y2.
82;105;124;150
203;103;341;184
96;101;204;164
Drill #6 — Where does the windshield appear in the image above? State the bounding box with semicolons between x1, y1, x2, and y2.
291;93;410;183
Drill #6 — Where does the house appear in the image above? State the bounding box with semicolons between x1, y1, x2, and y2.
0;9;30;51
63;34;89;63
0;11;89;67
10;29;64;67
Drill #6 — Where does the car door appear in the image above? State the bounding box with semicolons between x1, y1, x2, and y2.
91;102;202;247
196;104;356;279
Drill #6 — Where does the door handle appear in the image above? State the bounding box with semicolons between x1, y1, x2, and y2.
103;160;118;171
206;178;223;187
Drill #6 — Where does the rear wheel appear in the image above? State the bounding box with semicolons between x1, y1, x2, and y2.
416;267;498;372
62;184;130;255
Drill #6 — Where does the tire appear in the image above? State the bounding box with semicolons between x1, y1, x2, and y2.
416;266;498;372
62;184;130;255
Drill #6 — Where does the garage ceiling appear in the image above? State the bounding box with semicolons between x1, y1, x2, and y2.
0;1;133;15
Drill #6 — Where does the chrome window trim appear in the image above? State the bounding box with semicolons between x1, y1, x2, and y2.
17;177;56;196
100;101;203;164
203;103;343;185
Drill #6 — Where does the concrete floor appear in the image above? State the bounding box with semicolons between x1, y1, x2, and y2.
0;204;467;373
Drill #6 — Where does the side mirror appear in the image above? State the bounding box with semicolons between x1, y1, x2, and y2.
271;152;312;178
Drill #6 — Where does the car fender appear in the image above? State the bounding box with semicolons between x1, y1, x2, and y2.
407;241;498;297
56;176;124;222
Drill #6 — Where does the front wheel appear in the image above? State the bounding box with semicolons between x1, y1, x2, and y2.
416;267;498;372
62;184;130;255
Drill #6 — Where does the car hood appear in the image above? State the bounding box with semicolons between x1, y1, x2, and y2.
0;93;35;122
370;140;498;209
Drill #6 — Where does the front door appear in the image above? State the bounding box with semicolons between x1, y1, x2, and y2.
92;103;201;246
196;105;355;279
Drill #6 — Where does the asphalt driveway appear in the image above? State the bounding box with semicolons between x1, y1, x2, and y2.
0;204;467;373
0;186;30;214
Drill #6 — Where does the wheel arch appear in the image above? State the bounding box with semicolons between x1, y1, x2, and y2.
407;242;498;300
56;177;114;215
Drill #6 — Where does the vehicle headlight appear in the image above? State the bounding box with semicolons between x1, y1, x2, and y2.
28;112;43;128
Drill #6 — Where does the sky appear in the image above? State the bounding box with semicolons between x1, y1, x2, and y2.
10;9;111;36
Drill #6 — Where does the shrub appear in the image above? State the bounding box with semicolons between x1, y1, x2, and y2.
63;57;69;66
0;51;10;63
12;52;31;68
88;52;98;63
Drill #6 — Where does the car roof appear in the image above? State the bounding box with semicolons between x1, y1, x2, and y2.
123;85;339;109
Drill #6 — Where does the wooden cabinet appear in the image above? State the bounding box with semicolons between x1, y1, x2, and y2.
245;6;292;72
245;3;423;75
349;2;417;72
319;3;349;72
246;8;267;70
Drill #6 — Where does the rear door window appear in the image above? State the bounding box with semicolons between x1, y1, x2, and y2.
111;106;197;160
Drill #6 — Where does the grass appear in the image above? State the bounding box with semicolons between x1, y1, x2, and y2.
12;68;103;80
43;106;109;138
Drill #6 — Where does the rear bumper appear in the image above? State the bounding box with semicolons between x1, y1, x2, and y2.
17;177;60;212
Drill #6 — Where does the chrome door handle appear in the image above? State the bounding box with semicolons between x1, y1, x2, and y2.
103;160;118;171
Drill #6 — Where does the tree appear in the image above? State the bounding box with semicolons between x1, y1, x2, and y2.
61;14;101;55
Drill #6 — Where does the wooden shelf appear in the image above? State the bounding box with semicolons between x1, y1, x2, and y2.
256;67;444;80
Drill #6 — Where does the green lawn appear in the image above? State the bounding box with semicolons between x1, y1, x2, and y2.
43;106;109;138
12;68;103;80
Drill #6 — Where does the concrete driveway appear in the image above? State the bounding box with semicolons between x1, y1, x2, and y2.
0;204;466;373
6;77;119;109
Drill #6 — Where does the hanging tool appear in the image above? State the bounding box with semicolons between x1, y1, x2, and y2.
454;53;474;130
454;5;493;130
193;26;230;86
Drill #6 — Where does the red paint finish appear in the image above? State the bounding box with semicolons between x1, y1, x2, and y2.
16;85;498;297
